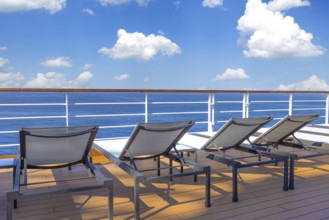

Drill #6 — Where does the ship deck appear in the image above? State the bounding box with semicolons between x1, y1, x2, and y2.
1;127;329;220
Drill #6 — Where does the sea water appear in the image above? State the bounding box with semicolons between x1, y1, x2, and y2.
0;92;326;155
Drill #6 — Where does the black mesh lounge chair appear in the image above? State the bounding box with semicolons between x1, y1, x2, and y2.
93;120;211;220
177;117;290;202
251;114;321;189
6;125;113;220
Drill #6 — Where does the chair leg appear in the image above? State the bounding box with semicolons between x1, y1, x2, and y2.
134;178;141;220
232;165;238;202
180;152;184;173
6;192;13;220
205;168;211;207
289;157;295;190
7;191;18;220
157;156;160;176
194;151;198;182
105;179;114;220
169;159;173;182
283;160;289;191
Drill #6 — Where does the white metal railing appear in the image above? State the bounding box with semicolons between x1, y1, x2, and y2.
0;89;328;154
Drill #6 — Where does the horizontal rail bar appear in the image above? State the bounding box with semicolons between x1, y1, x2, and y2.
293;100;325;102
251;100;289;103
73;102;145;105
251;109;289;112
0;130;18;134
0;116;66;120
151;101;207;104
218;110;243;113
1;88;329;94
73;113;145;118
216;101;243;104
151;111;207;115
293;108;325;111
0;103;65;106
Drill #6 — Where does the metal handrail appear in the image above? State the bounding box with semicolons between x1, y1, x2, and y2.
0;89;328;154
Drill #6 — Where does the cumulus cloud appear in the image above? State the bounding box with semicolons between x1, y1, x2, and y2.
212;68;249;81
41;57;72;68
25;71;93;88
278;75;329;91
83;64;92;70
98;0;150;6
114;73;129;81
82;8;94;16
0;0;66;14
98;29;181;61
0;57;9;69
202;0;223;8
237;0;324;58
0;72;25;87
267;0;310;11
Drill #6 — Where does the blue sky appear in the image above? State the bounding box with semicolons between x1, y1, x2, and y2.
0;0;328;90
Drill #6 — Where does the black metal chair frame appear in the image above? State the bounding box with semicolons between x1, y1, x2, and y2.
6;125;113;220
93;120;211;220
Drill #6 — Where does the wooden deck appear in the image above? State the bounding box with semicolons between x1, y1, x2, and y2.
1;148;329;220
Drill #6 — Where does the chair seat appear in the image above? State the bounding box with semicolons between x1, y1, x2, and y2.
0;158;15;169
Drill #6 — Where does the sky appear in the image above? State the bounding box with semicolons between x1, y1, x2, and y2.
0;0;329;90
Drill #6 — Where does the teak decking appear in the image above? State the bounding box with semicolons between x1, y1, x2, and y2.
1;149;329;220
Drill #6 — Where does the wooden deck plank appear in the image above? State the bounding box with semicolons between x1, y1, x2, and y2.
1;152;329;219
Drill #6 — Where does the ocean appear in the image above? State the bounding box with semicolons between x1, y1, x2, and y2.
0;92;326;155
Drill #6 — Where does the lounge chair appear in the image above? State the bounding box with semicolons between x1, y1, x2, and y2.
251;114;322;189
6;125;113;220
177;117;290;202
93;120;211;220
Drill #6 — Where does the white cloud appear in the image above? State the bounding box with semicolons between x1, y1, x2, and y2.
0;57;9;69
267;0;310;11
83;64;92;70
98;0;150;6
114;73;130;81
0;0;66;14
202;0;223;8
278;75;329;91
212;68;249;81
237;0;324;58
144;77;149;83
25;71;93;88
0;72;25;87
98;29;181;61
41;57;72;68
0;46;7;51
82;8;94;16
71;71;93;87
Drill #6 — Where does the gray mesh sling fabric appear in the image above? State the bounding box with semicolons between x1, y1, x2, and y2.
119;120;194;160
201;117;273;151
7;125;114;220
252;114;320;146
20;125;98;169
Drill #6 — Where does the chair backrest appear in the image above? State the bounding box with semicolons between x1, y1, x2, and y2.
20;125;98;168
119;120;194;160
201;117;272;151
252;114;320;145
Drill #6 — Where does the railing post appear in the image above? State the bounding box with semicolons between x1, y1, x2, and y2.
324;94;329;125
208;93;214;133
145;92;148;123
288;93;293;115
65;93;69;127
242;92;249;118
